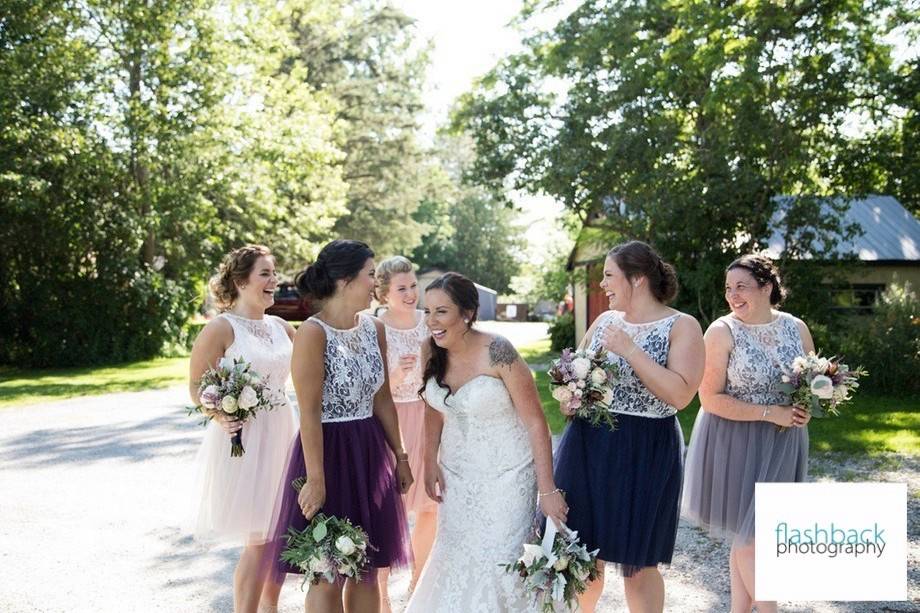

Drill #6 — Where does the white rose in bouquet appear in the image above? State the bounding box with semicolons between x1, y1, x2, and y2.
218;356;235;370
238;385;258;410
809;375;835;399
552;387;573;405
792;356;808;372
308;555;332;574
553;555;570;571
572;357;591;379
591;368;607;385
335;535;357;556
221;395;239;413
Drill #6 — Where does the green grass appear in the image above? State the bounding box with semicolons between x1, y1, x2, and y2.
518;339;560;367
525;352;920;455
0;357;190;408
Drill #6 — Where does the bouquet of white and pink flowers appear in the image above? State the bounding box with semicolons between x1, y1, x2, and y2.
504;522;601;612
190;356;274;457
777;351;866;420
282;479;372;586
548;348;619;431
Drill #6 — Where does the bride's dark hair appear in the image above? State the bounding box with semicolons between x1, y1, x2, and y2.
420;272;478;401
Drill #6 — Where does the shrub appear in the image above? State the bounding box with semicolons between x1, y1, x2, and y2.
838;282;920;395
548;312;576;352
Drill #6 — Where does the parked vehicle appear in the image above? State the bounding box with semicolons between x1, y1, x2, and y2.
266;282;315;321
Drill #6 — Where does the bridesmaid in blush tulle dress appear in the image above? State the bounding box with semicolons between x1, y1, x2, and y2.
187;245;297;613
374;256;435;610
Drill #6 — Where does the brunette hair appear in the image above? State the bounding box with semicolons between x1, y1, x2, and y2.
295;239;374;300
607;240;679;304
726;254;786;305
208;244;273;310
420;272;478;400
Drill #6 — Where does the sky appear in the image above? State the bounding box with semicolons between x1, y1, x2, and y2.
392;0;577;264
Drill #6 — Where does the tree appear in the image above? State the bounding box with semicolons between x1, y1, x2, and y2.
283;0;431;255
455;0;910;322
410;136;524;293
0;0;348;366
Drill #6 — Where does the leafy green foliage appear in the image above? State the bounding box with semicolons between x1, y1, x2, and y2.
838;282;920;395
548;312;576;353
455;0;911;324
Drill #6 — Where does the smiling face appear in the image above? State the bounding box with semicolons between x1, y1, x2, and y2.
599;256;638;311
236;255;277;311
384;271;419;314
724;266;772;321
339;257;377;310
424;288;471;350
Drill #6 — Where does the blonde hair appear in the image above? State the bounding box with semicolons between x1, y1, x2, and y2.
375;256;414;304
208;244;273;310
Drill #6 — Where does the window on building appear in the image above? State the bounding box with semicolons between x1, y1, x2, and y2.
829;284;886;313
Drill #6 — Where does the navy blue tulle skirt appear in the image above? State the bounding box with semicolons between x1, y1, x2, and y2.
554;413;684;577
264;416;411;584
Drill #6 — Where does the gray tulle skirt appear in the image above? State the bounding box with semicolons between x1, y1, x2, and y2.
681;409;808;544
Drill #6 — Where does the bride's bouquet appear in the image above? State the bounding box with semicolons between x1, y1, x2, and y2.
548;348;619;431
504;522;600;612
777;351;866;422
282;479;372;586
190;356;274;457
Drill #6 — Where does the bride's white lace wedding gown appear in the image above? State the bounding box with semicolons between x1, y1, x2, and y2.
405;374;539;613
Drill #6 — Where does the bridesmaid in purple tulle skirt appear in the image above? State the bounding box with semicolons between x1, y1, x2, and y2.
263;240;412;612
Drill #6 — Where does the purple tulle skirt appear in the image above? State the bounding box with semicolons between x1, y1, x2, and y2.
264;416;411;584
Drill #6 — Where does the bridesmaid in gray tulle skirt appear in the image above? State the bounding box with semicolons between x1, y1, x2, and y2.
682;254;815;613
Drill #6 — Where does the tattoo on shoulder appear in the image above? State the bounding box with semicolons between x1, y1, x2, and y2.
488;336;517;367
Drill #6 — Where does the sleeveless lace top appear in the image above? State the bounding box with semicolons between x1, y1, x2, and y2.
220;313;292;407
384;312;429;403
588;310;680;418
720;311;805;406
309;313;385;423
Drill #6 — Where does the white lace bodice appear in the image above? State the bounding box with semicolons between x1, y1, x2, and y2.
384;312;428;403
407;375;537;612
309;313;385;423
220;313;292;406
721;312;805;406
588;310;680;418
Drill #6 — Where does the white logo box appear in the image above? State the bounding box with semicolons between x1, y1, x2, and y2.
755;482;907;601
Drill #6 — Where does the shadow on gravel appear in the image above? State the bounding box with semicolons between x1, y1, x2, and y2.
0;409;200;468
152;526;238;611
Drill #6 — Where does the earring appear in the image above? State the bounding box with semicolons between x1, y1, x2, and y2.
464;318;470;324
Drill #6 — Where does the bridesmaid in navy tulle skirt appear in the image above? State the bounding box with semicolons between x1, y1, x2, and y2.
263;240;412;613
553;241;704;613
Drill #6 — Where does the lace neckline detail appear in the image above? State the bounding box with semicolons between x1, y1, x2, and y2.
726;311;783;327
385;311;425;333
616;312;679;327
310;313;362;332
222;312;274;344
224;311;267;322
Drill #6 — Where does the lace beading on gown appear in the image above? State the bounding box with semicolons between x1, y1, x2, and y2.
309;314;385;423
721;312;805;405
384;313;428;403
405;375;538;613
589;311;679;417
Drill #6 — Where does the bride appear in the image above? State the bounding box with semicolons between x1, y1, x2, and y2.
405;272;567;613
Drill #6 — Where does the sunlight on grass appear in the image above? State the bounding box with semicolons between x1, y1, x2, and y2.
0;357;190;408
518;339;559;366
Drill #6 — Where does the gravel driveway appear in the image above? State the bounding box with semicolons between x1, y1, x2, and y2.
1;365;916;611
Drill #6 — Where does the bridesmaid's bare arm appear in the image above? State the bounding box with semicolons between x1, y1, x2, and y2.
291;321;327;518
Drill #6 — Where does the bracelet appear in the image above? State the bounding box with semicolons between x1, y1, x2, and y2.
538;488;564;499
762;405;772;419
396;452;410;463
